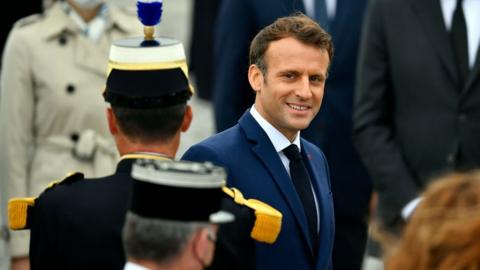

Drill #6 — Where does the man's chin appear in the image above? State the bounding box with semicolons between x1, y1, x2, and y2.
287;122;312;132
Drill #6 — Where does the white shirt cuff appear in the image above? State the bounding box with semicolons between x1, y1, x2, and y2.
401;197;422;220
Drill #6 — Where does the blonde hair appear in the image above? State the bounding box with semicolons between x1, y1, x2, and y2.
386;171;480;270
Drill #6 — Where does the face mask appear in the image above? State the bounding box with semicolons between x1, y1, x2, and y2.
71;0;104;9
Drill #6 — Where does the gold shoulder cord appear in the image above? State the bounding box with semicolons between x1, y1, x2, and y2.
222;187;282;244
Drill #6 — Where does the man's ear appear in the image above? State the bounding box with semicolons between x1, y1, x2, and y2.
248;64;264;93
181;105;193;132
192;228;216;267
106;108;118;135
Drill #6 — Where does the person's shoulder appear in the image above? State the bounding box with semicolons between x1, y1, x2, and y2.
12;13;43;29
36;173;87;206
7;13;46;46
197;124;244;149
182;125;245;165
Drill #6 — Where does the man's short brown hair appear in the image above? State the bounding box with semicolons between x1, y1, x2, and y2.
249;13;334;74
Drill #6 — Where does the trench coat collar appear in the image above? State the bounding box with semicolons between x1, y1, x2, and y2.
40;1;137;40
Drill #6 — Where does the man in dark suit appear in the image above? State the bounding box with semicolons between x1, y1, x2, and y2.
213;0;372;269
354;0;480;239
184;14;335;270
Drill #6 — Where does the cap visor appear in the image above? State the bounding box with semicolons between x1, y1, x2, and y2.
209;210;234;224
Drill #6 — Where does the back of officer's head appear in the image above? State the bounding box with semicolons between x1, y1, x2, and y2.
103;37;194;143
123;160;234;268
110;104;187;143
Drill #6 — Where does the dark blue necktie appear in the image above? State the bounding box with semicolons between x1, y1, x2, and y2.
283;144;318;249
450;0;469;88
315;0;330;31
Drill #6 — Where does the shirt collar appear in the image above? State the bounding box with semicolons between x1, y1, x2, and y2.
63;1;108;42
250;106;301;153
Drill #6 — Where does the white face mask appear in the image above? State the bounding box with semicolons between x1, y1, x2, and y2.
71;0;104;9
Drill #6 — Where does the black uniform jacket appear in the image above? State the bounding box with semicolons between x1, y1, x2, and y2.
29;156;143;270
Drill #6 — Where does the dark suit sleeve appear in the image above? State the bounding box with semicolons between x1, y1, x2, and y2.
353;0;418;227
29;194;60;270
213;0;255;131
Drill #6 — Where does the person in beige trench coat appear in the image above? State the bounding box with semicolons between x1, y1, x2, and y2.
0;0;142;269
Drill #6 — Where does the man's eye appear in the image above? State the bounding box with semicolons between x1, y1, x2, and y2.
284;73;295;79
310;75;323;83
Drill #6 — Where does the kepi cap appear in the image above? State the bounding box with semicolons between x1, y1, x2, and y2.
129;159;234;224
103;0;193;109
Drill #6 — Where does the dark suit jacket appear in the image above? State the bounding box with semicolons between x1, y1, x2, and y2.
354;0;480;229
188;0;222;100
183;111;335;270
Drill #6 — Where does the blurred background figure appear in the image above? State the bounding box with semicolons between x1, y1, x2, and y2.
354;0;480;268
355;0;480;268
0;0;141;269
385;171;480;270
1;2;44;268
188;0;222;101
212;0;371;269
123;160;233;270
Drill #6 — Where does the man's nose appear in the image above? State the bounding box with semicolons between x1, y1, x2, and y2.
295;76;313;99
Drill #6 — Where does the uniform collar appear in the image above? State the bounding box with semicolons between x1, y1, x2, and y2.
116;152;172;173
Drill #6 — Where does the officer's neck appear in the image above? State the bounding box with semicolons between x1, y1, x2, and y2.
116;133;180;159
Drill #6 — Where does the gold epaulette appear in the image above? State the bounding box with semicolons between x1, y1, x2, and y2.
8;197;35;230
222;187;282;244
7;172;84;230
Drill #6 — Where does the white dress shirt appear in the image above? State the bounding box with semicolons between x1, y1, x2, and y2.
303;0;337;19
64;1;108;43
440;0;480;68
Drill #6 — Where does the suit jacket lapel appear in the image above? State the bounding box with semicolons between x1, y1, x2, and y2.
238;112;315;255
411;0;458;84
464;47;480;94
